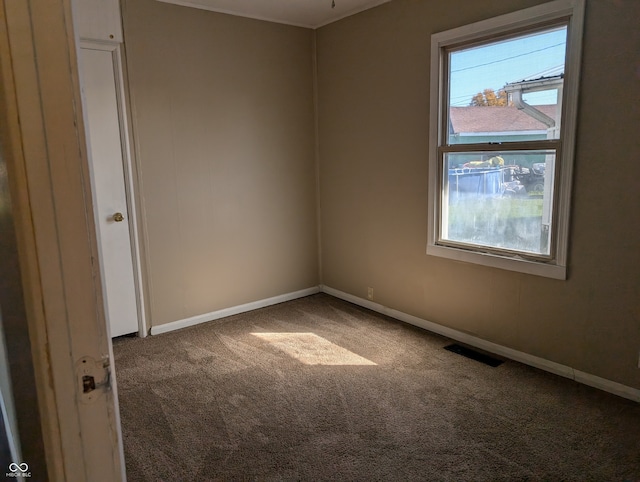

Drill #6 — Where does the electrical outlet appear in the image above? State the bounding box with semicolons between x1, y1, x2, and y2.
367;287;374;300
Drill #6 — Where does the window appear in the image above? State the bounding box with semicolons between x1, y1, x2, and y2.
427;0;585;279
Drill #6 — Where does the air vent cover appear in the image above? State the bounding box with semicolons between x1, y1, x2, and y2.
444;344;504;367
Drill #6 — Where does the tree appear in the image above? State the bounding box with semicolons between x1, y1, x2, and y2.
469;88;510;107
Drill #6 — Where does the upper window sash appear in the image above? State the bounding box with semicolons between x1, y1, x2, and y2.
430;0;584;150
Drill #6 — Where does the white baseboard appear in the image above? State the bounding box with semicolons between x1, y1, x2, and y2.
573;370;640;402
150;286;321;336
321;285;640;403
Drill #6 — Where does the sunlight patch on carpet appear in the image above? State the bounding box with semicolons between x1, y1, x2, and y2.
251;332;377;366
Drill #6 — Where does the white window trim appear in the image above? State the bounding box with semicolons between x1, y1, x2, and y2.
427;0;585;280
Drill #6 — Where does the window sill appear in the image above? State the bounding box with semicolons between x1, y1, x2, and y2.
426;243;566;280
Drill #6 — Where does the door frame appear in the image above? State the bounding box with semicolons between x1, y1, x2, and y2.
79;40;148;338
0;1;126;479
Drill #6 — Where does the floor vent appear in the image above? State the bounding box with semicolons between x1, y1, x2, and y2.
444;344;504;367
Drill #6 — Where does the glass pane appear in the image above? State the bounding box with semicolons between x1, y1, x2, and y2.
447;26;567;145
441;151;555;255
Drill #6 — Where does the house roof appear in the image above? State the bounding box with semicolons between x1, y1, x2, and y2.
508;65;564;85
449;105;557;134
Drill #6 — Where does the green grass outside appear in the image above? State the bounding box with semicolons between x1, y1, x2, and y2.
448;196;543;224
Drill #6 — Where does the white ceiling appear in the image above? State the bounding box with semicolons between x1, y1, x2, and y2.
156;0;392;29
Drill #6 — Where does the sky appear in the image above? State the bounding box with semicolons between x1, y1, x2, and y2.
448;26;567;107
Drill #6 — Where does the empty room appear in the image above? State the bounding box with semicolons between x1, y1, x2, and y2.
0;0;639;480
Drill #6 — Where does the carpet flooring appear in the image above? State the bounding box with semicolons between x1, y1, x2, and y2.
113;293;640;481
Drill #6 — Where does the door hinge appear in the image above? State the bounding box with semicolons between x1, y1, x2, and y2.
76;355;111;404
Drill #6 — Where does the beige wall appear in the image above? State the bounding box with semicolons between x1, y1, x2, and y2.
122;0;319;327
316;0;640;388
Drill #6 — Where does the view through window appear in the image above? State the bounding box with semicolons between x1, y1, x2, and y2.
442;26;567;257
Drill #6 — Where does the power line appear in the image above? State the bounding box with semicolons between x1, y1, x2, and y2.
451;42;565;73
449;80;510;106
449;75;561;102
449;84;505;104
449;77;559;106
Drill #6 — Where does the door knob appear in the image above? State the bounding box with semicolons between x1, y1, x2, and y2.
113;212;124;222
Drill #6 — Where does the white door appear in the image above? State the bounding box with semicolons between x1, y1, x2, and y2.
81;46;139;337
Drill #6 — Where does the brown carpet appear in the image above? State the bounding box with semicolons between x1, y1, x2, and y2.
113;293;640;481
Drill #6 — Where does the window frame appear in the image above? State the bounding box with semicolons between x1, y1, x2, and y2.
427;0;585;280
